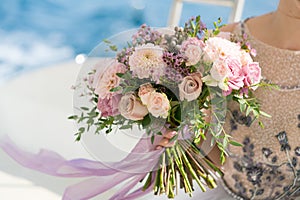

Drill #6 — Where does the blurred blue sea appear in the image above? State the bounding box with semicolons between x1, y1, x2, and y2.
0;0;279;83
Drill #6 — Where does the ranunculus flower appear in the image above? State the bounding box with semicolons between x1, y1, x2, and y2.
128;43;166;82
242;62;261;90
147;92;170;118
118;92;148;120
178;72;203;101
181;37;204;66
138;83;155;105
93;59;127;99
97;94;121;117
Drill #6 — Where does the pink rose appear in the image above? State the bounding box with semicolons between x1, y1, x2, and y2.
226;57;244;90
178;72;203;101
181;37;205;66
147;92;170;118
242;62;261;90
97;94;121;117
93;59;127;99
118;92;148;120
138;83;155;105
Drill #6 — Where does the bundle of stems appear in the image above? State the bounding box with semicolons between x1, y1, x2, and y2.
143;140;223;198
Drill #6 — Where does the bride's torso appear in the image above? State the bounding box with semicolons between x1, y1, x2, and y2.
222;19;300;200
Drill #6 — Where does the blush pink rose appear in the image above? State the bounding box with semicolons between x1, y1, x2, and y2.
147;92;170;118
242;62;261;90
138;83;155;105
93;60;127;99
97;94;121;117
179;72;203;101
118;92;148;120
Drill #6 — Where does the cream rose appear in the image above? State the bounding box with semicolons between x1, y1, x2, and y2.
138;83;155;105
147;92;170;118
185;45;202;66
118;92;148;120
179;72;203;101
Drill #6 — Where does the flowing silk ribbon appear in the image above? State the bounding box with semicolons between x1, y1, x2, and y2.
0;135;164;200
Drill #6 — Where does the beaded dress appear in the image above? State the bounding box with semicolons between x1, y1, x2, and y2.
221;20;300;200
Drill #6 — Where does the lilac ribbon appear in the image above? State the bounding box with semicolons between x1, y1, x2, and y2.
0;135;164;200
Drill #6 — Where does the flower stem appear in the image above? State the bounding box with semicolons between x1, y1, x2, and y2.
178;144;207;192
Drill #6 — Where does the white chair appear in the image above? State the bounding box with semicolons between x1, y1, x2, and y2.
168;0;245;27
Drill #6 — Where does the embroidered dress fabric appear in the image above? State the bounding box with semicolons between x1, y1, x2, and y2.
219;22;300;200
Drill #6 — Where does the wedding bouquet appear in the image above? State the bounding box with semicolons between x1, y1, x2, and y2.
69;16;270;199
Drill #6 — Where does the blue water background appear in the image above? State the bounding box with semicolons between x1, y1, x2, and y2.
0;0;279;83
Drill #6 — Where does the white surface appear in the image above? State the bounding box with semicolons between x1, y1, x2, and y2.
0;61;95;199
0;171;60;200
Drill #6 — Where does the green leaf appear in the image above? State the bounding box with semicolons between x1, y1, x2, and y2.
229;140;243;147
220;152;226;165
237;98;246;104
258;121;265;128
151;135;155;144
194;137;201;144
116;73;124;78
109;45;118;51
156;131;162;136
80;107;89;111
79;127;85;133
260;111;271;118
214;29;220;35
109;86;122;92
239;102;246;112
119;124;132;129
252;109;259;117
122;72;132;80
245;106;252;116
103;39;111;44
87;118;94;125
141;114;151;128
68;115;78;120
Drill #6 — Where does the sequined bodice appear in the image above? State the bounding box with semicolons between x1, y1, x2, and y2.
222;22;300;200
